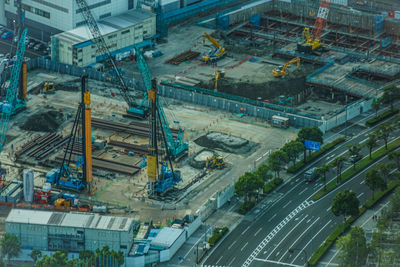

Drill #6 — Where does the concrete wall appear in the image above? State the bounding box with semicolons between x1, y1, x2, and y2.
217;184;234;209
184;215;201;237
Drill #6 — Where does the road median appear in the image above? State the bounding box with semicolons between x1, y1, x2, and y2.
312;137;400;201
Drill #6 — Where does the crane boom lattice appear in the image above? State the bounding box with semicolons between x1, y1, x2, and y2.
75;0;136;108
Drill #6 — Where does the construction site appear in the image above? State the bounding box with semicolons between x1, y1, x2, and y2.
0;0;400;265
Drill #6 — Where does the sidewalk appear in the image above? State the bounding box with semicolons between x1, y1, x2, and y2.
316;193;392;267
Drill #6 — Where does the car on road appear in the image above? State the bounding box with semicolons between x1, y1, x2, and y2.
304;167;319;183
1;31;13;39
349;154;362;163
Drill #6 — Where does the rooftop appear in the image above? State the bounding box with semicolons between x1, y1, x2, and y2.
54;9;155;45
6;209;133;232
150;227;184;248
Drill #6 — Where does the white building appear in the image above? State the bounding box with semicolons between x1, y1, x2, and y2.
51;9;156;67
4;0;138;41
6;209;137;255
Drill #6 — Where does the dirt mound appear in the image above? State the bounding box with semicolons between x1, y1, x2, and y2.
194;132;257;154
20;110;64;132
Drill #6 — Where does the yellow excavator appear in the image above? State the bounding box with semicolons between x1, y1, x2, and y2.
272;57;301;77
43;81;55;94
205;155;225;169
297;27;322;53
214;70;225;91
202;33;226;63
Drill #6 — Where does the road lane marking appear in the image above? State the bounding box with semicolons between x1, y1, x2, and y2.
242;226;250;235
299;188;308;195
242;200;314;267
254;228;262;236
215;255;223;264
360;137;368;144
357;192;364;198
253;257;303;267
228;240;237;250
326;206;331;212
360;180;365;184
268;214;277;222
291;219;332;264
265;215;308;259
278;217;320;262
241;242;249;251
228;256;236;266
282;200;292;209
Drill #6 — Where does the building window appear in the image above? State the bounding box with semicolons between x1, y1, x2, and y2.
108;34;117;39
5;0;10;4
121;30;130;35
35;8;50;19
99;12;111;19
120;245;127;249
143;30;148;34
128;0;134;10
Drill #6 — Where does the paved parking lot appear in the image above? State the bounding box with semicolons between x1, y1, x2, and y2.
0;26;47;60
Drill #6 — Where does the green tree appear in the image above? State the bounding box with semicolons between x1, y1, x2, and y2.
377;162;393;184
331;189;360;226
347;143;362;169
268;150;288;178
376;122;394;150
29;249;42;264
365;133;378;159
282;141;305;167
36;251;77;267
0;234;21;264
234;172;263;203
336;226;368;267
316;164;330;190
389;150;400;170
371;98;381;117
329;156;346;184
254;164;272;183
365;169;386;199
380;85;400;111
297;126;323;161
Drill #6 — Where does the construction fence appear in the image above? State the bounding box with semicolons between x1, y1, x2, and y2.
2;56;377;132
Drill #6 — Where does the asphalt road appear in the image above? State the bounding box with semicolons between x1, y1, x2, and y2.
0;27;47;60
203;108;399;267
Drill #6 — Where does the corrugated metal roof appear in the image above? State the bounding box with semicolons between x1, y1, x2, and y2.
6;209;133;232
150;227;184;248
54;9;155;46
6;209;53;225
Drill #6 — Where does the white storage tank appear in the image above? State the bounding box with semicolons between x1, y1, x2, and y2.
23;169;34;202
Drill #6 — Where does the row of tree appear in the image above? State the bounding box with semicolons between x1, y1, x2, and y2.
315;114;400;190
335;187;400;267
0;233;124;267
235;126;324;206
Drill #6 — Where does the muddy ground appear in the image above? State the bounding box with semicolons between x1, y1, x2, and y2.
19;109;64;132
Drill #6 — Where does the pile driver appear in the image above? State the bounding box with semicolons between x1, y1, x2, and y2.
46;75;93;193
147;79;181;196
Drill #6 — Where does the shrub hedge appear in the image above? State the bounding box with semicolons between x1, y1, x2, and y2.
238;201;255;215
208;226;229;246
365;108;399;127
287;137;346;174
263;177;283;195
